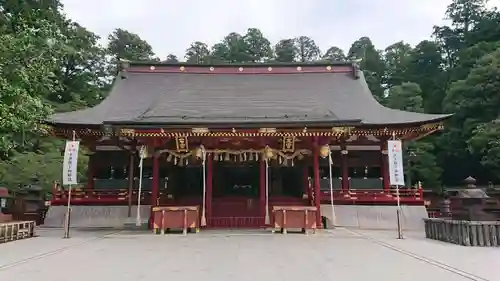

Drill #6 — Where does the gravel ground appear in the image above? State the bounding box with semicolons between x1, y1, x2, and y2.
0;227;497;281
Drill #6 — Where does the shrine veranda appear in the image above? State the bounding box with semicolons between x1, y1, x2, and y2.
44;62;451;229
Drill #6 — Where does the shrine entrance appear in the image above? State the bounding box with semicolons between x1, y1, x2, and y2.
213;162;259;198
211;162;261;227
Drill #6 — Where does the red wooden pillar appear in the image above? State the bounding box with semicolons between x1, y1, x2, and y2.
206;153;213;226
381;142;390;193
149;155;159;228
87;154;94;190
259;159;266;222
340;147;349;192
313;138;322;228
151;155;160;205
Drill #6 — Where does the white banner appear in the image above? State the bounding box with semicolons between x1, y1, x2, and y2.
387;140;405;186
62;141;80;185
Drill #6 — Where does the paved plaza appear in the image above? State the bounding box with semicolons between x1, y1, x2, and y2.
0;227;498;281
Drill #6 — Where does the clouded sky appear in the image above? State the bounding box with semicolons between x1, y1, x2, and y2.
61;0;500;60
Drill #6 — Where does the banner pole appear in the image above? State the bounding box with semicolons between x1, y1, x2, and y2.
63;131;76;239
396;184;403;239
389;132;404;239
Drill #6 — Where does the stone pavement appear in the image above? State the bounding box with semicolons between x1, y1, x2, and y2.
0;227;498;281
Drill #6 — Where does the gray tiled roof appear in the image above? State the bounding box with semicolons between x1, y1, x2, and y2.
49;70;451;126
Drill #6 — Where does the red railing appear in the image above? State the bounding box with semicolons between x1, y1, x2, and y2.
51;182;158;205
208;217;265;228
319;187;423;204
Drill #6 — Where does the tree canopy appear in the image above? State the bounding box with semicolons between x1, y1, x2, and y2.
2;0;500;191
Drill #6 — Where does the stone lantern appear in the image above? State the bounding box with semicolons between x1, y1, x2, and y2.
451;176;499;220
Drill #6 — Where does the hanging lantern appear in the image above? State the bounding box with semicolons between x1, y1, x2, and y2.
319;144;330;158
263;146;274;160
194;145;204;159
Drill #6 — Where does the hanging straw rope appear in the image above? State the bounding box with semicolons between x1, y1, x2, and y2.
200;147;207;227
265;158;270;225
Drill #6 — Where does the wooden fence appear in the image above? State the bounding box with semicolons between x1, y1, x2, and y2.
424;218;499;246
0;221;36;243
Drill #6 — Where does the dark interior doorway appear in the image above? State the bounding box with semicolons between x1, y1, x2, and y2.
213;162;259;198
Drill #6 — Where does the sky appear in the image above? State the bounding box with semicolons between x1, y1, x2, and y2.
61;0;500;60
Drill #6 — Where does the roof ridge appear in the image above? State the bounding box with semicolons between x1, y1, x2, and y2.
126;61;356;68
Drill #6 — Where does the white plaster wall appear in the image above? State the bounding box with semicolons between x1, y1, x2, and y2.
320;204;428;231
44;205;151;228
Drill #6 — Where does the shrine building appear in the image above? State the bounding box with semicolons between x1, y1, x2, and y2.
44;61;451;230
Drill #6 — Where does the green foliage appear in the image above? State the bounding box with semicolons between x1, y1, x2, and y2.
5;0;500;191
405;141;442;190
385;83;424;113
469;119;500;180
0;137;88;191
322;46;346;62
274;39;297;62
0;19;61;157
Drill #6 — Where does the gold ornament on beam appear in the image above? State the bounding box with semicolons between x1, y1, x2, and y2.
263;146;274;160
319;144;330;158
194;145;205;159
175;136;188;152
282;136;295;152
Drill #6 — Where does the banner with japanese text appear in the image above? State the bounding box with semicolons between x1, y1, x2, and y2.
387;140;405;186
62;141;80;185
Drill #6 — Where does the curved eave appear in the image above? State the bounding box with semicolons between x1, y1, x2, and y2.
359;113;453;127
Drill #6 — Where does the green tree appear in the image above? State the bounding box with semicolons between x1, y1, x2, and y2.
185;41;210;64
469;119;500;181
164;54;179;63
347;37;386;99
0;19;63;157
274;39;297;62
383;41;412;88
322;46;346;62
0;138;88;191
108;28;157;62
405;41;446;113
295;36;321;62
385;83;424;113
243;28;272;62
433;0;488;68
50;22;109;105
385;82;441;188
405;141;442;190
